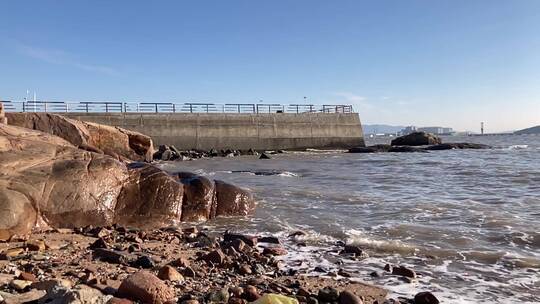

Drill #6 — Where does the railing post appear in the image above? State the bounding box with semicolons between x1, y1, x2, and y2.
44;102;48;113
105;103;109;113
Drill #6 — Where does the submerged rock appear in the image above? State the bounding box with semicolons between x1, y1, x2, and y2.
391;132;442;146
424;143;491;150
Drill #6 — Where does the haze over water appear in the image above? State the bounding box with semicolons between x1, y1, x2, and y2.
160;135;540;303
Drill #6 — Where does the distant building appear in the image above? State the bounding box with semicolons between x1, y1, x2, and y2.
401;126;417;135
418;126;454;135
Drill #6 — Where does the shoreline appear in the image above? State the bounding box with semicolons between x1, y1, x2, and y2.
0;226;423;304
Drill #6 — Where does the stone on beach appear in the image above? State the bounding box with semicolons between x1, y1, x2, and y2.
117;271;175;304
414;291;439;304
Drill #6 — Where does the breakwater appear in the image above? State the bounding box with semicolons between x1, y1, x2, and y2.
62;112;365;150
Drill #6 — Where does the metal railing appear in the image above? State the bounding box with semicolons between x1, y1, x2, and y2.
1;100;354;114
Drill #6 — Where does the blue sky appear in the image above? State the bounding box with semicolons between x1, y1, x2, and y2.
1;1;539;132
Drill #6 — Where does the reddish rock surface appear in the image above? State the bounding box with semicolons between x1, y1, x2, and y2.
117;270;175;304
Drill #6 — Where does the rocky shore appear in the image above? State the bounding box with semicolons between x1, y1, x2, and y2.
0;226;439;304
0;108;442;303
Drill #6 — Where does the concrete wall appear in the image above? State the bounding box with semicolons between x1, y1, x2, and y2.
63;112;365;150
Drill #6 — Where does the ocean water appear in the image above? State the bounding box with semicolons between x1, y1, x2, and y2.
159;134;540;303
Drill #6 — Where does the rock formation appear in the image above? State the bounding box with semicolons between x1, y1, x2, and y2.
6;112;154;162
0;102;7;124
0;123;256;241
390;131;442;146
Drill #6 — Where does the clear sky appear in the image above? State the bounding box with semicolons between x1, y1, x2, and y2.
1;1;539;132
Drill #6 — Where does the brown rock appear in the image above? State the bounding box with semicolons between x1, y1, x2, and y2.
158;265;184;282
6;112;154;162
239;264;252;275
18;272;37;282
117;270;175;304
170;257;190;268
414;292;439;304
214;180;256;217
242;285;261;302
107;297;134;304
1;289;46;304
0;248;24;259
263;246;288;256
339;291;363;304
203;249;225;265
343;245;363;256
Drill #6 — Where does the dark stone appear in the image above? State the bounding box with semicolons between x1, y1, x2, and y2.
343;245;363;256
424;142;491;150
414;292;439;304
262;246;288;256
242;285;261;302
388;146;427;153
348;144;392;153
224;233;258;247
131;255;155;269
392;265;416;278
92;249;136;265
89;238;109;249
259;153;271;160
391;132;442;146
258;236;281;244
318;287;340;302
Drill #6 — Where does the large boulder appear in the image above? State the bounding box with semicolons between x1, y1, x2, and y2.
0;124;256;241
391;131;442;146
6;112;154;162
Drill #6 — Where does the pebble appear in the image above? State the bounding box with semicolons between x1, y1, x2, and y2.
203;249;225;265
242;285;261;301
239;264;252;275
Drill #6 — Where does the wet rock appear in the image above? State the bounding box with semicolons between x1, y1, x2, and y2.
117;271;175;304
424;142;491;150
229;239;247;252
318;287;339;302
157;265;184;282
339;291;363;304
343;245;363;256
242;285;261;302
392;265;416;278
259;153;271;160
224;233;258;247
370;271;382;278
258;236;281;244
202;249;225;265
384;264;392;272
338;269;352;278
391;132;442;146
214;181;256;217
388;146;427;153
26;240;46;251
263;246;288;256
414;292;439;304
348;144;392;153
288;231;307;238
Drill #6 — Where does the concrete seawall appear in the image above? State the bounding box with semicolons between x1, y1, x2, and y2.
63;112;365;150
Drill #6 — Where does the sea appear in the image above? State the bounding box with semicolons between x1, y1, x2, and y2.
159;134;540;304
